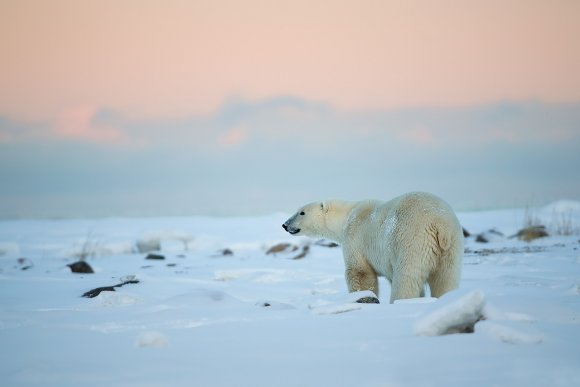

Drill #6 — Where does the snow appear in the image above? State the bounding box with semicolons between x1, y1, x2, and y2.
414;290;486;336
1;203;580;386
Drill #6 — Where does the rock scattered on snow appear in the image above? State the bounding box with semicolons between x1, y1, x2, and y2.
67;260;94;274
17;258;34;271
82;276;140;298
266;243;298;255
462;228;471;237
465;245;546;256
290;245;310;260
308;290;378;314
475;229;505;243
511;225;549;242
256;300;296;310
145;253;165;260
211;248;234;257
265;242;311;259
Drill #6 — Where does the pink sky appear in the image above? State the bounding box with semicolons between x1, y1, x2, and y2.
1;0;579;123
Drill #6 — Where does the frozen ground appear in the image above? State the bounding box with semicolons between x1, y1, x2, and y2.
1;202;580;386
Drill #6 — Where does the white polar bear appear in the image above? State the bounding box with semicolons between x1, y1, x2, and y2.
283;192;463;303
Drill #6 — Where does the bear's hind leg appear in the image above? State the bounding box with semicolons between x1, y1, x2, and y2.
428;265;460;298
390;271;426;303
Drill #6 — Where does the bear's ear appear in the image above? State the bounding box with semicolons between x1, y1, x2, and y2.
320;202;328;213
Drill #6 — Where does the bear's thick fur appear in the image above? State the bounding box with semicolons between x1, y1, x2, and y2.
283;192;463;303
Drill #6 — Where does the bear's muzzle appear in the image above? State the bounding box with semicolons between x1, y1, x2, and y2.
282;223;300;235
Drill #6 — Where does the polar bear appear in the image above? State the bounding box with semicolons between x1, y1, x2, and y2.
282;192;463;303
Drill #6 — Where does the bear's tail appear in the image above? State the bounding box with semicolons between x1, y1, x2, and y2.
435;225;452;252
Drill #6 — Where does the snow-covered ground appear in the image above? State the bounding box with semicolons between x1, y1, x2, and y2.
1;201;579;387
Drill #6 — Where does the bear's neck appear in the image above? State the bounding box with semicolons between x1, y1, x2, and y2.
322;201;356;244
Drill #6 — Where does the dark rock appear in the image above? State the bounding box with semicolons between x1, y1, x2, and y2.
82;285;116;298
166;263;177;267
462;228;471;238
511;225;549;242
82;278;140;298
17;258;34;271
67;261;94;273
210;249;234;258
255;300;296;310
145;253;165;260
475;234;487;243
475;229;505;243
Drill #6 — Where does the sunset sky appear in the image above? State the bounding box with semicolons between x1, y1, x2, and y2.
1;0;579;217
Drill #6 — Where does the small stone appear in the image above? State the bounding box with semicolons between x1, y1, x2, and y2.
67;261;94;274
17;258;34;271
145;253;165;260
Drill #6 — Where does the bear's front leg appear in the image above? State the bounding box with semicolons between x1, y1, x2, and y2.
345;264;380;304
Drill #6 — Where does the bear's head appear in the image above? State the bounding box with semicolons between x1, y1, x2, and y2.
282;201;329;237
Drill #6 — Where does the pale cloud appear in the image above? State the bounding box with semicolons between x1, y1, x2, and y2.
0;97;579;218
218;125;248;149
54;105;128;144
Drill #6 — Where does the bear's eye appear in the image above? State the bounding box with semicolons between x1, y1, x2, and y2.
299;211;305;216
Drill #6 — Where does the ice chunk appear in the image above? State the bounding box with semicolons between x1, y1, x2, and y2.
415;290;486;336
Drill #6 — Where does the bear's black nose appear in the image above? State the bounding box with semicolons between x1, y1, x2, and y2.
282;224;288;231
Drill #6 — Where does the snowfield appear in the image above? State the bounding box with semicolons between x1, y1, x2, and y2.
1;202;580;386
